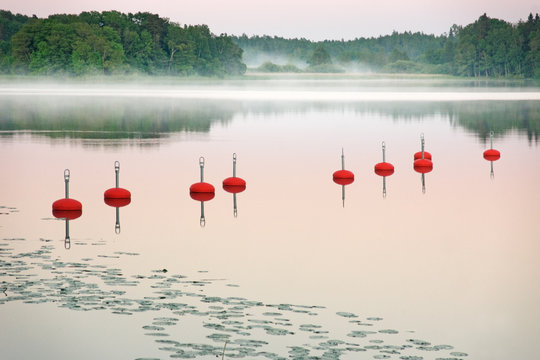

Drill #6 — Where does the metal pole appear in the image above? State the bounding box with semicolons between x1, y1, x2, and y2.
490;131;494;149
341;148;345;170
199;157;205;182
383;176;387;198
422;174;426;194
115;161;120;188
341;185;345;208
64;169;70;198
382;142;386;162
233;153;237;177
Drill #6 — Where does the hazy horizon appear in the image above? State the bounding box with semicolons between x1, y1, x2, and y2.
2;1;539;41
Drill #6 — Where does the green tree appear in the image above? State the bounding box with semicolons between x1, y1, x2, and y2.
308;44;332;66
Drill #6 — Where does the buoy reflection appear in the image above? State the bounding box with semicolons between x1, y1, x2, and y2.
52;209;82;250
104;198;131;234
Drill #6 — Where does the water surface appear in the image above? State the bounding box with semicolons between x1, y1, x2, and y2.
1;78;539;360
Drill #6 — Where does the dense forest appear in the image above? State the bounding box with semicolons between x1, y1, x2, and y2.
0;10;246;76
234;13;540;78
0;10;539;78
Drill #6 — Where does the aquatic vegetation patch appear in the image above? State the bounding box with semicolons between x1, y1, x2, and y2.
0;244;468;360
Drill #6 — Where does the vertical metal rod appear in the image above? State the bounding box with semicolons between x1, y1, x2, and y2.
490;161;494;179
64;169;70;198
490;131;494;149
341;185;345;208
199;157;205;182
341;148;345;170
233;153;237;177
422;173;426;194
115;161;120;188
383;176;387;198
382;142;386;162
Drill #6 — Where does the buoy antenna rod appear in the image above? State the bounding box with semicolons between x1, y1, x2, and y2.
64;169;70;198
200;202;206;227
490;131;494;149
232;153;237;177
341;148;345;170
382;141;386;162
114;161;120;188
199;157;205;182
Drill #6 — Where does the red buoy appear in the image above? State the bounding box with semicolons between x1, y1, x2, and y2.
374;142;395;177
375;166;394;177
190;157;215;196
104;161;131;199
333;149;355;184
52;209;82;220
190;182;215;193
52;169;82;212
223;176;246;186
414;158;433;173
414;151;432;160
223;153;246;188
105;187;131;199
53;198;82;211
104;198;131;207
483;132;501;161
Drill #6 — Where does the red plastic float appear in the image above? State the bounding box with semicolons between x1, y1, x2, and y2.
413;134;433;173
104;161;131;200
190;192;216;201
52;169;82;212
374;142;395;177
483;132;501;161
190;157;215;195
333;149;355;185
223;153;246;191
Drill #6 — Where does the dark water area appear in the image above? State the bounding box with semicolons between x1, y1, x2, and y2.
1;79;539;360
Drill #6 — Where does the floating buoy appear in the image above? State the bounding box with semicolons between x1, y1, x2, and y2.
190;157;215;194
413;133;433;173
52;169;82;212
223;153;246;192
104;161;131;200
374;142;395;177
483;132;501;161
333;148;355;184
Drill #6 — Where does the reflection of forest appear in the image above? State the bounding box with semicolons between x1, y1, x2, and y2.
0;97;538;144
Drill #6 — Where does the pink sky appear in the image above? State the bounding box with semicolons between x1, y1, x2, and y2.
2;0;539;40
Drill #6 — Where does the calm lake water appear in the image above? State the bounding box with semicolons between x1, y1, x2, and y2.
1;77;539;360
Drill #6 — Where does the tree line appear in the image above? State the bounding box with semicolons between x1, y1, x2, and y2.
1;10;539;78
0;10;246;76
234;13;540;78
